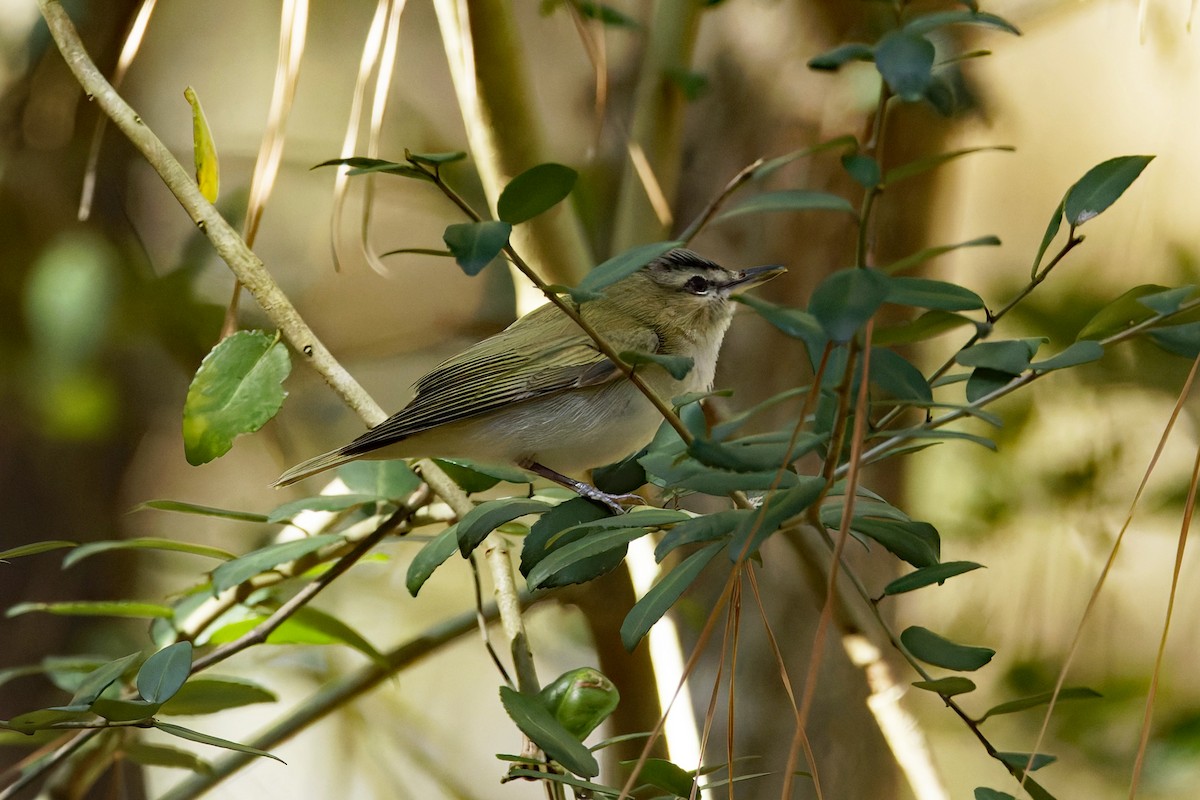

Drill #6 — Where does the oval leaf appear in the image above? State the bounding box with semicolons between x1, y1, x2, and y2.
160;676;277;716
874;31;935;102
210;533;344;595
956;339;1043;374
443;220;512;276
572;241;682;301
137;642;193;704
620;350;693;380
182;330;291;466
497;163;578;224
901;625;995;671
1030;341;1104;372
809;268;891;342
499;686;599;777
715;190;856;223
885;276;984;311
883;561;983;595
457;498;551;557
526;527;651;590
6;601;172;620
1063;155;1153;227
621;541;724;650
406;525;460;596
912;677;977;697
978;687;1101;722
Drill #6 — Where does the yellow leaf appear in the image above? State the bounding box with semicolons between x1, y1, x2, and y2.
184;86;219;203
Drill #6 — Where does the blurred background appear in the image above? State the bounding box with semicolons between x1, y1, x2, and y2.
1;1;1198;798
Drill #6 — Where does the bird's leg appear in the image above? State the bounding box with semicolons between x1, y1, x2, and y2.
521;461;643;515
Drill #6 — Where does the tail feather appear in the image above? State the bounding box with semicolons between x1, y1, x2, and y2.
273;448;358;487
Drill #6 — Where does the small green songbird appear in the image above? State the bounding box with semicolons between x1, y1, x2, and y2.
274;249;784;508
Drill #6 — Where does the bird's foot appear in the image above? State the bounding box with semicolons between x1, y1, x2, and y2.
522;462;642;515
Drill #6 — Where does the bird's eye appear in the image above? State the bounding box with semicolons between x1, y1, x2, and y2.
684;275;710;295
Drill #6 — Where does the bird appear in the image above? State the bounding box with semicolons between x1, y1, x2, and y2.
274;248;785;510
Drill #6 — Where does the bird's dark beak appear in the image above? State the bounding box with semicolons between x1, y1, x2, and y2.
721;264;786;293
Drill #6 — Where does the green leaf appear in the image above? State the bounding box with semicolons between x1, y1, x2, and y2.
884;235;1002;275
497;163;578;224
842;153;880;188
851;518;940;567
91;697;160;722
64;538;234;568
210;533;344;595
184;86;219;203
550;0;639;28
655;509;746;560
153;721;285;764
621;542;724;649
734;295;824;342
885;276;984;311
903;10;1021;36
1149;321;1200;358
750;135;859;180
337;459;423;500
572;241;682;301
137;642;193;704
901;626;995;671
1063;155;1154;227
639;450;801;494
62;652;142;710
457;498;552;557
883;561;983;595
7;601;171;620
809;268;891;342
526;527;652;590
715;190;856;223
0;540;77;560
182;331;291;466
874;31;935;102
974;789;1016;800
406;525;460;596
265;494;385;524
956;339;1043;374
313;157;431;181
207;606;386;665
539;667;620;740
869;349;932;403
978;687;1101;722
1030;341;1104;371
500;686;599;777
1032;195;1066;276
134;499;269;523
1076;284;1169;341
406;150;467;165
626;757;695;796
912;677;977;697
620;350;694;380
965;368;1016;404
160;676;277;716
874;310;974;346
7;708;95;732
433;458;533;492
125;742;213;774
443;220;512;276
885;147;1016;186
688;438;794;473
729;477;826;559
807;42;874;70
1138;285;1197;315
996;752;1056;772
